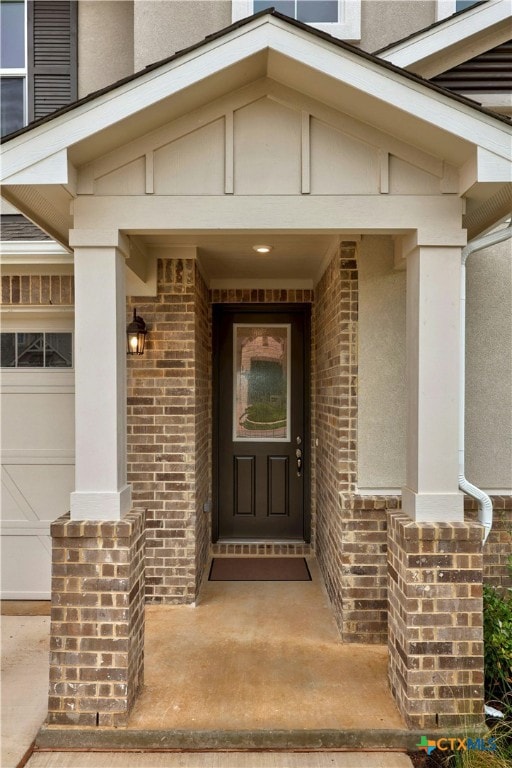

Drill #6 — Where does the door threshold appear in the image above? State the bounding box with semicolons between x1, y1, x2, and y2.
212;540;313;556
215;539;308;545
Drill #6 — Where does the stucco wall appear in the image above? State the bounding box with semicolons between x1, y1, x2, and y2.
357;235;512;493
133;0;231;71
466;240;512;490
358;0;435;52
78;1;134;97
358;236;406;490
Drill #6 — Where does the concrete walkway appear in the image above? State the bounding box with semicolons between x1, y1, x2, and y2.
1;559;413;768
1;614;50;768
25;752;413;767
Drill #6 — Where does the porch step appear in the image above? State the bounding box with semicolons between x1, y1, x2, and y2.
36;725;429;751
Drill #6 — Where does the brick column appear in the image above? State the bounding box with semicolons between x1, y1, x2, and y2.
387;510;484;729
48;510;145;726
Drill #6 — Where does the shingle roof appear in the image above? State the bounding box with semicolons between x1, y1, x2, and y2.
0;5;510;146
1;214;52;241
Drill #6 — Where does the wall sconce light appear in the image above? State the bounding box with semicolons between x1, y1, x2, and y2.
127;308;147;355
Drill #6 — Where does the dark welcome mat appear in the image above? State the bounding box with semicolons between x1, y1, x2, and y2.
209;557;311;582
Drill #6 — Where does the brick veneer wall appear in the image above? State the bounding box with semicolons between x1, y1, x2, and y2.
48;510;145;726
387;510;484;729
314;243;361;639
127;258;209;603
339;494;400;643
1;274;74;304
194;264;211;585
465;496;512;588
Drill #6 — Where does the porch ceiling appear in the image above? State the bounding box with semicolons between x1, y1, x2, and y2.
138;232;339;285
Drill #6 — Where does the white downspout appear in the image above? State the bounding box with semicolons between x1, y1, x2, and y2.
459;221;512;543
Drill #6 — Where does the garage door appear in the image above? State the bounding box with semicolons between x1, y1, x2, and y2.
1;319;74;599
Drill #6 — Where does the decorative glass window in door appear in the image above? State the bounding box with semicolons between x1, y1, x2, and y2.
233;324;290;441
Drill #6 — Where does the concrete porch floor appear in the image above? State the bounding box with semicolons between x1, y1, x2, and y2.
38;558;421;753
129;559;404;733
37;558;418;750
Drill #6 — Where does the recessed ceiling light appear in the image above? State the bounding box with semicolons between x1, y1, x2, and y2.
253;244;273;254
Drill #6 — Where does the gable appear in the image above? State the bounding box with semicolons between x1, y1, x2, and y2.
76;81;458;200
1;10;510;244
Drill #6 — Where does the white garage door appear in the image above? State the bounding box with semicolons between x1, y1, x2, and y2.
1;316;74;599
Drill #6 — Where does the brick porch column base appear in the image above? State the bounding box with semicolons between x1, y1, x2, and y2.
387;511;484;729
48;510;145;726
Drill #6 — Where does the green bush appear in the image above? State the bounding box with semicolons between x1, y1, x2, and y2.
483;554;512;715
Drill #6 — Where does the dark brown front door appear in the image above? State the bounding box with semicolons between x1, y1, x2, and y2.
213;304;310;541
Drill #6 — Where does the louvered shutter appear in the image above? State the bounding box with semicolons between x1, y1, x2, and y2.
431;41;512;94
27;0;77;122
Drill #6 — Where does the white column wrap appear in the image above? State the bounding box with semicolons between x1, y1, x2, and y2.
70;244;131;520
402;245;464;522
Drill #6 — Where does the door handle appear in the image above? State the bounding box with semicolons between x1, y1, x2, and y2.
296;447;303;477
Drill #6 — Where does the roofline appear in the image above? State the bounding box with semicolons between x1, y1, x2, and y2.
1;6;510;148
374;0;490;56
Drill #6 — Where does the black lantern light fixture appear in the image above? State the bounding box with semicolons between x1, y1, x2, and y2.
127;308;147;355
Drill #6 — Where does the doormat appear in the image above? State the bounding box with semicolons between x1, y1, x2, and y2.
209;557;311;581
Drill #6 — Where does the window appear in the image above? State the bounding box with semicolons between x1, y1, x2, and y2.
0;0;26;136
456;0;481;10
232;0;361;41
254;1;338;22
437;0;484;20
1;332;73;367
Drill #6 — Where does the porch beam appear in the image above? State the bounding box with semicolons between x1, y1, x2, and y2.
72;195;467;245
70;235;131;520
402;243;464;522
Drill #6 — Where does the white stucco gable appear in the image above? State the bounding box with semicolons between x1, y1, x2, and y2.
1;9;511;243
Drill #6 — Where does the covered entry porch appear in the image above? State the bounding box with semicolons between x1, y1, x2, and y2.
2;9;510;737
37;558;412;750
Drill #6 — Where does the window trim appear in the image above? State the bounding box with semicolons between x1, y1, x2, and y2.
232;0;361;41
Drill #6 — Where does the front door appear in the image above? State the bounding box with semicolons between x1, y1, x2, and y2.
213;305;310;541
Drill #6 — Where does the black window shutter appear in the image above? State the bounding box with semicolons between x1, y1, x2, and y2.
27;0;77;123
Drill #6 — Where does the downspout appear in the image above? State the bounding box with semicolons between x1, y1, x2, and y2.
459;221;512;543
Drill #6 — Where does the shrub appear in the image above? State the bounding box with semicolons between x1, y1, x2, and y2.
483;559;512;710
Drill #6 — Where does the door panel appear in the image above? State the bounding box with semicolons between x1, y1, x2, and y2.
213;305;310;541
234;455;255;516
268;456;289;516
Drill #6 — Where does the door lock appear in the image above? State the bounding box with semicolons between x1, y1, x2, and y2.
296;447;303;477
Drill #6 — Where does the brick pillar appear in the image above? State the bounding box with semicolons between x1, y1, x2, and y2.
48;510;145;726
387;510;484;729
